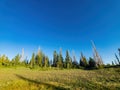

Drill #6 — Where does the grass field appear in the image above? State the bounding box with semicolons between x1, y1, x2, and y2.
0;67;120;90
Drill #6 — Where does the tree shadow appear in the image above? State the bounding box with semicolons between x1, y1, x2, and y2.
104;65;120;68
15;74;70;90
77;77;109;90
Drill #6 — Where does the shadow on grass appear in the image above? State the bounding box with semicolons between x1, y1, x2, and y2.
84;65;120;70
104;65;120;68
78;77;109;90
15;74;70;90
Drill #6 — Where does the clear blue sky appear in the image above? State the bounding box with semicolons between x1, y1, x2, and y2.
0;0;120;64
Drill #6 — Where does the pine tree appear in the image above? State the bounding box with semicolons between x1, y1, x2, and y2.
89;57;96;67
38;49;43;67
53;51;58;67
57;48;64;68
80;52;88;67
72;51;78;68
12;54;21;66
30;53;35;68
43;56;49;67
65;50;72;69
35;49;43;67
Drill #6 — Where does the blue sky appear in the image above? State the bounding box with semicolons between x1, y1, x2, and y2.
0;0;120;64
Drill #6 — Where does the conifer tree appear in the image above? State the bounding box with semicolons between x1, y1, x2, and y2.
43;56;49;67
65;50;72;69
30;53;35;68
35;49;43;67
12;54;21;66
72;51;78;68
80;52;87;67
57;48;64;68
89;57;96;67
38;49;43;67
53;51;58;67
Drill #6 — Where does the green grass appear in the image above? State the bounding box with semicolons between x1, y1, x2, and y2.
0;67;120;90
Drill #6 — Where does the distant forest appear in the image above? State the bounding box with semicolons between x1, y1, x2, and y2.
0;42;120;69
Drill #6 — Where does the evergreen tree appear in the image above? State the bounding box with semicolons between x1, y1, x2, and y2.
12;54;21;66
35;51;43;67
57;48;64;68
65;50;72;69
30;53;35;68
53;51;58;67
89;57;96;67
46;56;49;67
57;55;63;68
35;55;39;65
72;52;78;68
38;49;43;67
43;56;49;67
80;53;87;67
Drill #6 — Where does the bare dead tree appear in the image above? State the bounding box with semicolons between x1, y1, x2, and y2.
91;40;103;67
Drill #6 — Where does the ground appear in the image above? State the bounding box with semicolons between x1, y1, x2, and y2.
0;67;120;90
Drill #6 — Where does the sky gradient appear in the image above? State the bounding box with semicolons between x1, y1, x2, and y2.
0;0;120;64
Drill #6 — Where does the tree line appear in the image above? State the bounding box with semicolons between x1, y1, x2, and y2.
0;49;98;69
0;46;120;69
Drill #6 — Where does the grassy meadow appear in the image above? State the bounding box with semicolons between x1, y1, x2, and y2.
0;67;120;90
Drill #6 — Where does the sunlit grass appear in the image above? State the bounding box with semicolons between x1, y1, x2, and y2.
0;67;120;90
